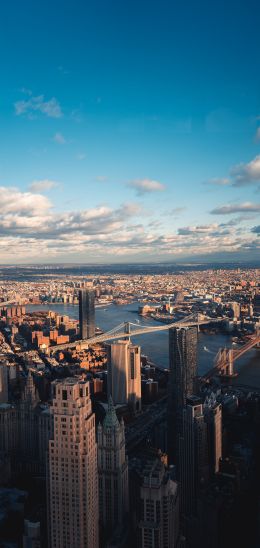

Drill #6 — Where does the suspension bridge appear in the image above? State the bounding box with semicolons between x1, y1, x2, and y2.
204;332;260;379
1;299;258;380
49;312;223;352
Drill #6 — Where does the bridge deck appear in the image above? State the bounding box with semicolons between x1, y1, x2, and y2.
49;315;223;352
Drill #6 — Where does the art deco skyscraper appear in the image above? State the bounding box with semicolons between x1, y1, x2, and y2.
47;378;99;548
107;341;141;412
98;397;129;542
79;287;95;339
168;327;198;465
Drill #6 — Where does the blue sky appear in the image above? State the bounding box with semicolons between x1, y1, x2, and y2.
0;0;260;263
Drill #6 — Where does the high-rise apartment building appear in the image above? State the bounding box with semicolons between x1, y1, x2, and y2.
79;287;95;339
0;364;8;403
107;341;141;412
138;459;179;548
179;398;209;517
203;394;222;474
98;397;129;542
168;327;198;465
230;301;240;320
47;378;99;548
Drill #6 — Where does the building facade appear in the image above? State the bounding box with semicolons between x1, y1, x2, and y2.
98;397;129;542
179;399;209;517
79;288;95;339
0;364;8;403
138;459;179;548
168;327;198;465
107;341;141;412
203;394;222;474
47;378;99;548
0;371;52;477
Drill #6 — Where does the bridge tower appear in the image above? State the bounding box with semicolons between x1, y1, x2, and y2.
215;348;234;377
124;322;131;341
226;348;234;376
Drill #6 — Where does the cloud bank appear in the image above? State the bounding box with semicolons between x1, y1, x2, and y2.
0;186;258;262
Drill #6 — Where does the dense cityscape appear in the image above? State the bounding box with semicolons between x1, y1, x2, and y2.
0;265;259;547
2;0;260;546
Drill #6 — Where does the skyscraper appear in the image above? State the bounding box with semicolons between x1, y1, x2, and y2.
179;398;209;517
47;378;99;548
98;397;129;543
0;364;8;403
203;394;222;474
138;458;179;548
107;341;141;412
79;287;95;339
168;327;198;465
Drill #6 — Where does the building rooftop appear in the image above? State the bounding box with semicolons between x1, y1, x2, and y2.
103;396;120;430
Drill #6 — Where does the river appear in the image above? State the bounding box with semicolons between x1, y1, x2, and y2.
26;302;260;388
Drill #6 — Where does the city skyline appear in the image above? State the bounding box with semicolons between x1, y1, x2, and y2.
1;0;260;263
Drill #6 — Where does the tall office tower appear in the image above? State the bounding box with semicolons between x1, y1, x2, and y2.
79;287;95;339
203;394;222;474
179;398;209;518
253;292;260;314
230;301;240;320
0;364;8;403
138;459;179;548
107;341;141;412
98;397;129;543
47;378;99;548
168;326;197;465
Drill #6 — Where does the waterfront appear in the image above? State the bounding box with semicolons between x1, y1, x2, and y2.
27;302;260;387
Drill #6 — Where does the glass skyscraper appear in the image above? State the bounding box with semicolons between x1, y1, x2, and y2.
79;288;95;339
167;326;198;466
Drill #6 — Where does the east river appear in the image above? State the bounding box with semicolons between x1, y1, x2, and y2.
27;302;260;388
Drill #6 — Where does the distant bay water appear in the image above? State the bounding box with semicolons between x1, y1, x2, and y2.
27;302;260;388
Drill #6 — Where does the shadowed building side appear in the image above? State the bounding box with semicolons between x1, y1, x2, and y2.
98;397;129;545
167;326;198;467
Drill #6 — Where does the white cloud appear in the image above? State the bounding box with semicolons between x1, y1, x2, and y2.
0;187;51;215
230;155;260;186
14;95;63;119
53;132;66;144
210;202;260;215
128;178;166;195
28;180;59;193
0;186;258;262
